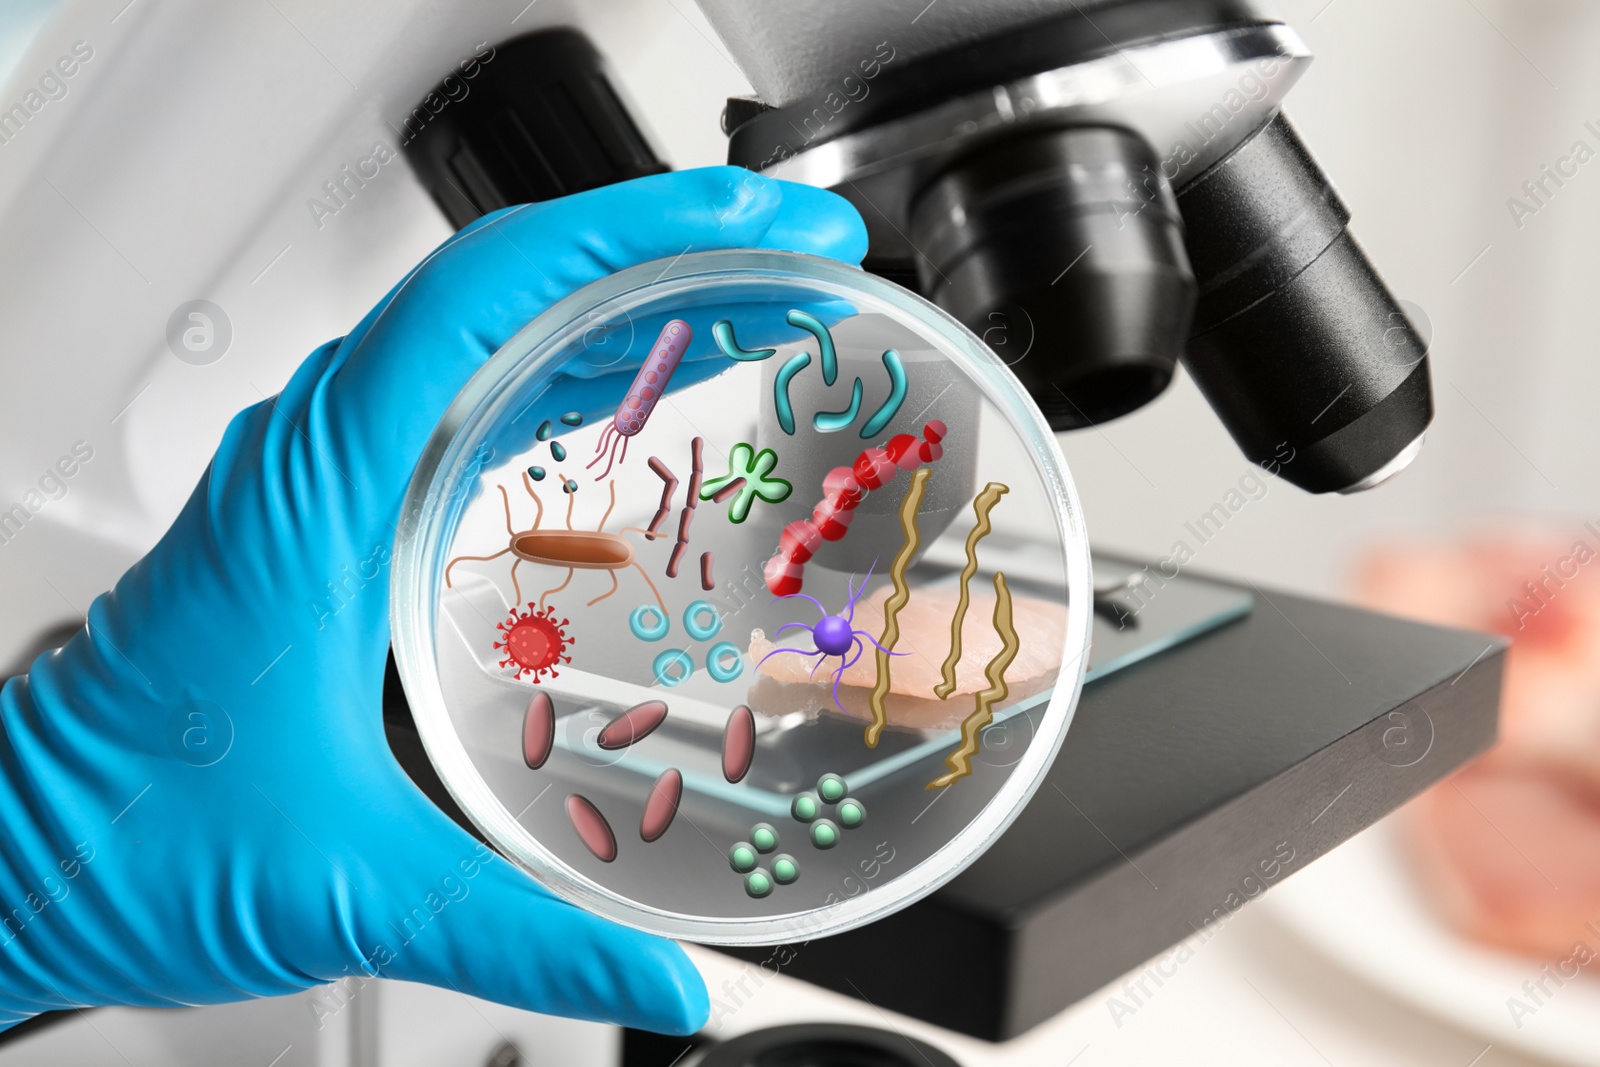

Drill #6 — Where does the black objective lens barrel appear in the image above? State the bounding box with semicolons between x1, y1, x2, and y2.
1177;113;1432;493
908;126;1197;430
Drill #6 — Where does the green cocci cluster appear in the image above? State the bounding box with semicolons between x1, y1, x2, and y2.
744;868;774;898
732;822;799;898
791;793;820;822
790;773;866;849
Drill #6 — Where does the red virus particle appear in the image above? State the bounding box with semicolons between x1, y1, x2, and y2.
494;603;572;682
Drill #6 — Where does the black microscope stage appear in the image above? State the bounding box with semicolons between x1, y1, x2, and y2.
713;553;1502;1040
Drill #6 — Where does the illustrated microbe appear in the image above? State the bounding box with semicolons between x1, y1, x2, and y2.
722;704;755;784
665;437;704;580
628;604;670;641
859;350;908;438
596;699;668;750
868;466;932;747
771;855;800;885
709;479;745;504
640;768;682;843
772;351;812;435
758;566;903;714
927;572;1021;790
744;869;774;899
683;600;722;641
711;319;776;361
537;420;553;441
705;641;744;683
645;457;677;539
809;819;840;850
817;774;848;804
566;794;617;862
811;378;863;434
750;823;779;853
837;798;866;829
653;648;694;687
444;475;665;614
550;441;567;462
527;465;546;482
765;421;947;597
589;319;689;479
729;842;758;873
791;793;820;823
936;482;1010;700
494;604;572;683
700;442;792;523
560;411;583;427
523;690;554;769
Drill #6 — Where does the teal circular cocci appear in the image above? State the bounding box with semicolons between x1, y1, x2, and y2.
729;842;758;873
628;605;669;641
791;793;820;823
837;798;866;829
652;648;694;686
817;773;847;803
809;819;839;850
705;641;743;682
750;823;779;853
684;600;722;641
744;868;773;898
771;854;800;885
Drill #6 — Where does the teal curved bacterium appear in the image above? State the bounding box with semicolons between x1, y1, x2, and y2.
785;310;838;386
712;320;776;362
858;349;907;439
716;313;909;438
773;351;811;435
812;377;863;433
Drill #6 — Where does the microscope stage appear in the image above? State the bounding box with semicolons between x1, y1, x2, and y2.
715;554;1503;1040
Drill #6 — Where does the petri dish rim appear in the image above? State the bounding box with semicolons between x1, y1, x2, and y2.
390;248;1093;945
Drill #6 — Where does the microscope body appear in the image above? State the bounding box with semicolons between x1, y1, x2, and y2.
707;0;1433;495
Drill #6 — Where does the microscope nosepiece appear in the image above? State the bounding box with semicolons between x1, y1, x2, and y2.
909;126;1196;430
1176;113;1433;493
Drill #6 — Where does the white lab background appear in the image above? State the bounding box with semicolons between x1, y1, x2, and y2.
0;0;1590;1064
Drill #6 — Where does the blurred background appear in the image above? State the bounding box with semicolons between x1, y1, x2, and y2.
0;0;1597;1063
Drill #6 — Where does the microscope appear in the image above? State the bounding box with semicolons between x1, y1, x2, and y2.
393;3;1498;1061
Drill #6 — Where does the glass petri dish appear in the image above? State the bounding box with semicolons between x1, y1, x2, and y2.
391;249;1092;945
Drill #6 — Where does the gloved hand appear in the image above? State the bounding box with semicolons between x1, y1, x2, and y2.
0;168;868;1032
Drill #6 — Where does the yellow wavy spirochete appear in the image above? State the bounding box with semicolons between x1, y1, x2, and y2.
866;466;931;749
934;482;1010;700
927;572;1020;790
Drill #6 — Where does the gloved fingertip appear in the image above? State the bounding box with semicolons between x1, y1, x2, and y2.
702;165;783;231
761;181;870;264
654;943;710;1036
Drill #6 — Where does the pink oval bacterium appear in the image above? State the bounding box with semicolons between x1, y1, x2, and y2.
523;690;554;769
722;704;755;783
640;768;683;842
596;700;669;750
566;794;617;862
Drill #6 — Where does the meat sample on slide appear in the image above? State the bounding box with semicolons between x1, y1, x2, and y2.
1354;533;1600;957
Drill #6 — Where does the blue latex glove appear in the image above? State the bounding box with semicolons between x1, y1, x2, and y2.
0;168;867;1032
